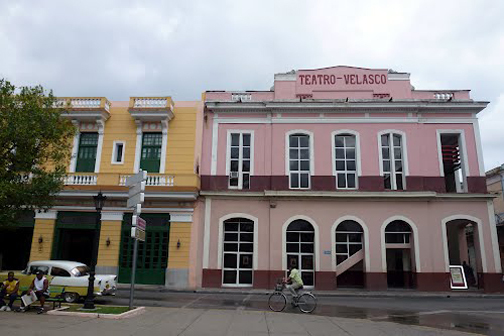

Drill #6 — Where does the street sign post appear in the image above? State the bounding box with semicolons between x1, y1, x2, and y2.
126;170;147;310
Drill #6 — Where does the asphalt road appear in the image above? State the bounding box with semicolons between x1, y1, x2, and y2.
96;289;504;335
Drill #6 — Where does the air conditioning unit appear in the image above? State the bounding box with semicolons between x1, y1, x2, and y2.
230;172;239;178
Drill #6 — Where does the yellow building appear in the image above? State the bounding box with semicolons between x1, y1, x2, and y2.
3;97;202;288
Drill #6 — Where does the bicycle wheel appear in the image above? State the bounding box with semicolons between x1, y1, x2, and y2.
268;292;287;312
297;293;316;313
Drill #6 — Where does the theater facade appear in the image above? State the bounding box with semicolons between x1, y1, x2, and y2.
198;66;503;292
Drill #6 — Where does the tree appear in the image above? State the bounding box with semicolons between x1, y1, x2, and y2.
0;79;75;225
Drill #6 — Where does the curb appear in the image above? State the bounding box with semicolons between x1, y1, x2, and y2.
46;306;146;319
115;285;504;299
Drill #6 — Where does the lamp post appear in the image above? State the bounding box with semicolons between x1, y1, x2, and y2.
83;191;107;310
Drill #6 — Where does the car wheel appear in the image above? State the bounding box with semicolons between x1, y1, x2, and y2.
63;292;79;303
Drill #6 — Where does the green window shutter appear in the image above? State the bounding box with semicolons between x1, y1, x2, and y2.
140;133;162;173
75;133;98;173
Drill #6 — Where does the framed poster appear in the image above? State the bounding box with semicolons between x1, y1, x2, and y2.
449;265;468;290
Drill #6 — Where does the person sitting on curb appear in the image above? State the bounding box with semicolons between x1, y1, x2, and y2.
20;270;49;314
0;272;20;312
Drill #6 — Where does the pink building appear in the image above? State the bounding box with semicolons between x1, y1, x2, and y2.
195;66;502;292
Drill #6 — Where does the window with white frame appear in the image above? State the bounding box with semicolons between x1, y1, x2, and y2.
380;133;405;190
289;134;310;189
335;220;363;265
111;141;125;164
228;132;252;189
385;220;412;244
222;218;254;286
334;134;357;189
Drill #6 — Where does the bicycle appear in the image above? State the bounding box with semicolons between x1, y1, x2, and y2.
268;279;317;313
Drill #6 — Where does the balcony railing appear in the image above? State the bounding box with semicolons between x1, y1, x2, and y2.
54;97;111;112
63;174;97;185
119;174;175;187
129;97;174;110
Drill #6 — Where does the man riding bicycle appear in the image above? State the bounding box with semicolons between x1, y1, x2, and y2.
285;265;304;302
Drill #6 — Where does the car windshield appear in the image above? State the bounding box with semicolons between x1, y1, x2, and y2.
70;266;90;277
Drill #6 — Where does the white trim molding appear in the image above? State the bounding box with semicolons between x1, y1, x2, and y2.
380;215;420;273
111;141;126;165
101;212;124;221
281;215;320;272
170;213;193;223
377;129;409;190
69;121;80;173
217;213;259;270
331;130;361;190
440;214;487;273
487;201;502;273
160;120;168;174
94;120;105;173
210;115;219;175
202;198;212;269
331;216;370;272
34;210;58;220
133;120;143;173
473;119;486;176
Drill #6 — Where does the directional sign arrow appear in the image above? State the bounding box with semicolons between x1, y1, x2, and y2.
128;181;146;198
127;192;144;208
126;170;147;187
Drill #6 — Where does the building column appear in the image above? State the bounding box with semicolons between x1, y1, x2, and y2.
166;213;193;289
30;210;58;261
96;212;124;275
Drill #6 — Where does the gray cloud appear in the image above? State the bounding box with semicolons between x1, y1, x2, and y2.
0;0;503;170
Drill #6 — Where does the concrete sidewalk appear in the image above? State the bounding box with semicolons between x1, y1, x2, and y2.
0;307;478;336
117;284;504;299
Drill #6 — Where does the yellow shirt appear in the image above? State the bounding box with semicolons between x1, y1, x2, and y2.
2;279;19;294
289;269;304;286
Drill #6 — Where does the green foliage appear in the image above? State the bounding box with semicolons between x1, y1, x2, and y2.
0;79;75;225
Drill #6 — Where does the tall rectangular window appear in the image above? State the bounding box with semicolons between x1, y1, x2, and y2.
75;132;98;173
140;133;162;173
222;218;254;286
381;133;405;190
228;132;251;189
335;134;357;189
112;141;125;164
440;133;467;193
289;134;310;189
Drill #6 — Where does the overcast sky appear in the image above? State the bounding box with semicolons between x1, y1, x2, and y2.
0;0;503;170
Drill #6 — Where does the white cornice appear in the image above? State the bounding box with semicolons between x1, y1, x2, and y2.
169;213;193;223
57;190;198;200
34;210;58;219
101;211;124;221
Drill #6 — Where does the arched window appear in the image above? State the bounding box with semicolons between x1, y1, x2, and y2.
335;220;363;265
380;132;405;190
222;218;254;285
288;133;311;189
286;219;315;286
334;134;357;189
385;220;412;244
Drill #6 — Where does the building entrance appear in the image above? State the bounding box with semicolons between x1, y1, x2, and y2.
384;220;415;289
0;211;34;271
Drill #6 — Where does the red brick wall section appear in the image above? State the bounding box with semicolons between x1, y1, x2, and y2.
416;273;450;291
202;269;222;288
365;273;388;290
315;272;337;290
482;273;504;293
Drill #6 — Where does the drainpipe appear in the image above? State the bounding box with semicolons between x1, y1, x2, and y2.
500;164;504;203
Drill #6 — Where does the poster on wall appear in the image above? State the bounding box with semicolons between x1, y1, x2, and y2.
449;265;468;290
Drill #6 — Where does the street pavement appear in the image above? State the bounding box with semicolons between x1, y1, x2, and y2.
96;289;504;335
0;306;484;336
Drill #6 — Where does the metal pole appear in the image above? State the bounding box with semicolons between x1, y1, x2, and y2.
84;209;101;310
129;234;138;310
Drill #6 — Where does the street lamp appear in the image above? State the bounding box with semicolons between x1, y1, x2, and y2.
83;191;107;310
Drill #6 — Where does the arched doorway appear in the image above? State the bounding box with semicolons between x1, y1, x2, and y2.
286;219;315;286
335;220;364;287
444;218;482;288
385;220;415;288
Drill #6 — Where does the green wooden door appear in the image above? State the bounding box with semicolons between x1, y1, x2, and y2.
75;133;98;173
118;214;169;285
139;133;162;173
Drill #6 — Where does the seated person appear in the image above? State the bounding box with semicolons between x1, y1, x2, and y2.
0;272;20;312
285;266;304;304
21;270;49;314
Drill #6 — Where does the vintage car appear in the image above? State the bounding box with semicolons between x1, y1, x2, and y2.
0;260;117;303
